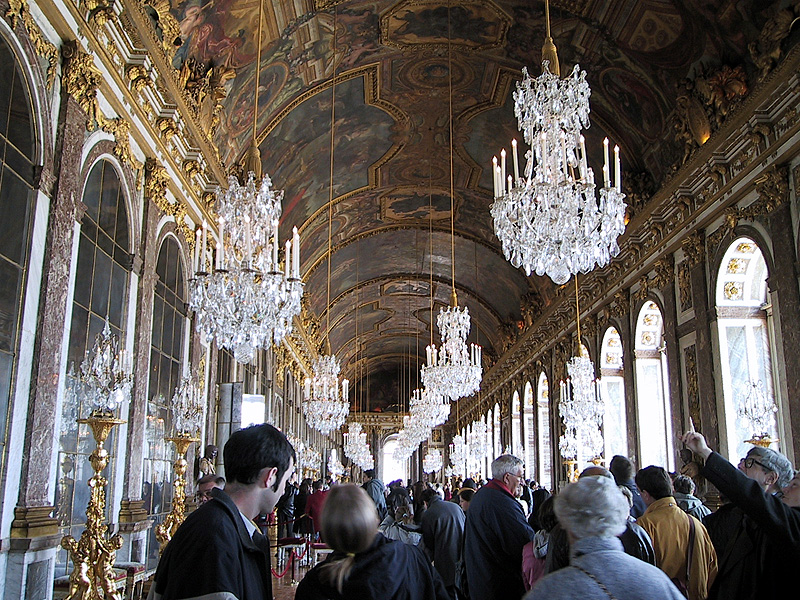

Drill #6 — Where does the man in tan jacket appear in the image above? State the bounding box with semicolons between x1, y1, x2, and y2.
635;466;717;600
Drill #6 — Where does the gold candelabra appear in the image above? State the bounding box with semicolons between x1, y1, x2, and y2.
155;432;199;552
745;433;779;447
563;459;579;482
61;411;126;600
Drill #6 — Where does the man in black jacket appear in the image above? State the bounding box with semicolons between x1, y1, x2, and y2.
681;430;797;600
149;424;295;600
609;455;647;518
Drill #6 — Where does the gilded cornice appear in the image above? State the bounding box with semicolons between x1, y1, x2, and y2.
4;0;58;87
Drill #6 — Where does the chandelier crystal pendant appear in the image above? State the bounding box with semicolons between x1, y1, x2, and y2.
79;319;134;412
303;355;349;435
490;0;626;285
189;0;302;364
738;379;779;446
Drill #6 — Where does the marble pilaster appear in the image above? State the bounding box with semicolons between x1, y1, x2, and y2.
119;197;161;524
767;202;800;462
12;51;90;536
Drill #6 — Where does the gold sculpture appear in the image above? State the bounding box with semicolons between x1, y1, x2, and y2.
61;411;126;600
155;433;199;552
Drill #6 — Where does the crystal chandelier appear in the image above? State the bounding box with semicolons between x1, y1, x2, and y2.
449;433;468;476
327;449;345;480
738;380;778;446
344;421;374;471
303;355;349;435
468;419;489;469
393;413;431;461
170;376;204;436
423;448;443;474
421;294;482;401
490;0;625;286
410;387;450;429
79;319;133;412
288;434;322;474
558;351;604;463
189;0;302;363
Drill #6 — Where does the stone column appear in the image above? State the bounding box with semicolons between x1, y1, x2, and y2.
609;290;636;461
215;382;243;478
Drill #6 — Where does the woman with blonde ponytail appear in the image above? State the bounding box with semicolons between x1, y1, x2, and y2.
296;484;449;600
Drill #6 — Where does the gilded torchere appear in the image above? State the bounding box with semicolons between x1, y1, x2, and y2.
155;433;199;552
61;411;126;600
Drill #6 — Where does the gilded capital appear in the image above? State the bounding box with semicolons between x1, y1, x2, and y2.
145;158;170;212
754;165;789;214
62;41;102;119
682;230;705;268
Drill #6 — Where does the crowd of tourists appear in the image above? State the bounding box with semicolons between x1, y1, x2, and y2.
147;423;800;600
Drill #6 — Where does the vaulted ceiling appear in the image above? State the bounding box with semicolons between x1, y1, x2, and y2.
163;0;780;410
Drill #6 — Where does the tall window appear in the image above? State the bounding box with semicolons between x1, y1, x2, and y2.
493;402;501;458
600;327;627;460
635;301;673;470
511;391;521;457
57;159;131;574
537;373;552;490
143;236;187;569
715;238;777;461
523;382;535;479
0;37;35;485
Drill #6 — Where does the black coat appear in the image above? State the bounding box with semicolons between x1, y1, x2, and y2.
295;533;449;600
420;495;465;588
148;488;272;600
463;481;535;600
545;519;656;573
702;451;800;600
618;479;647;519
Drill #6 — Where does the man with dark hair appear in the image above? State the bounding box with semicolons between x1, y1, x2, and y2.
420;487;465;600
196;474;225;504
362;468;388;520
635;466;717;600
149;424;295;600
609;455;647;518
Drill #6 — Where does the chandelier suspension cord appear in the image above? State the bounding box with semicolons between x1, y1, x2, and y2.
252;0;264;148
429;164;434;348
326;4;338;349
447;0;457;304
355;237;359;413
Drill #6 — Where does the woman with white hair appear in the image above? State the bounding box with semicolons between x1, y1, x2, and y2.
525;476;684;599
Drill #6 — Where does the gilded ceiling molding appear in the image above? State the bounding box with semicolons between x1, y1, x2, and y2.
142;0;181;61
126;64;150;94
83;0;116;29
4;0;58;87
62;41;103;119
177;59;236;142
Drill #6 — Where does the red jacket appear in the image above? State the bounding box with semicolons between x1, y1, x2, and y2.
305;490;328;534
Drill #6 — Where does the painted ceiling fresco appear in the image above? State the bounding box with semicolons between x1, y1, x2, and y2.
158;0;783;410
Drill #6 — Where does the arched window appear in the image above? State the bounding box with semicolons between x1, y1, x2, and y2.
600;327;627;460
715;237;778;460
57;159;131;574
0;35;36;490
144;236;187;569
537;373;552;490
635;301;673;470
493;402;501;458
523;382;535;479
383;436;405;484
511;390;521;457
